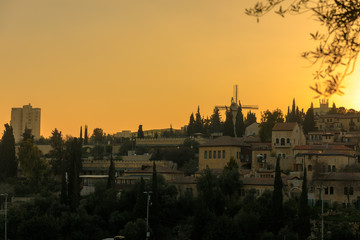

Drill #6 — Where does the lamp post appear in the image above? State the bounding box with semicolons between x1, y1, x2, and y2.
144;191;152;240
0;193;8;240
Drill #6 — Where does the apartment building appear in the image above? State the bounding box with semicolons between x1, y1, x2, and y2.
10;104;41;143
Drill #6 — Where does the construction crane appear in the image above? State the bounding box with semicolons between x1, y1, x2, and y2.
215;85;259;137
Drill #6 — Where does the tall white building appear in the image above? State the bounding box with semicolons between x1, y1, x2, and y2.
10;104;41;143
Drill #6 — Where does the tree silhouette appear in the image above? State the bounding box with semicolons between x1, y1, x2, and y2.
246;0;360;97
0;124;17;178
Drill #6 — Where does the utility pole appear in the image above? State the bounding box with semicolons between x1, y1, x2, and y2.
0;193;8;240
144;191;152;240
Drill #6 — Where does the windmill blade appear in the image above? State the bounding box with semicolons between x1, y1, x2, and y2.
242;105;259;109
215;105;227;110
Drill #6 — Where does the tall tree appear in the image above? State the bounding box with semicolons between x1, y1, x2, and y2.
259;109;284;142
298;167;310;240
187;113;195;136
271;156;283;234
107;151;116;189
49;128;64;175
194;106;204;134
209;108;223;134
0;124;17;178
84;125;88;145
235;103;245;137
286;98;305;124
223;109;235;137
150;162;160;237
137;125;144;138
80;126;83;140
63;137;82;210
133;177;147;219
303;104;316;134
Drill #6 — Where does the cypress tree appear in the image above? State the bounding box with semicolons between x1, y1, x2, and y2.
194;106;204;134
64;138;82;210
84;125;88;145
187;113;195;136
133;177;146;219
223;109;234;137
107;152;116;189
80;126;83;140
0;124;17;178
271;156;283;234
298;167;310;240
151;162;160;237
235;103;245;137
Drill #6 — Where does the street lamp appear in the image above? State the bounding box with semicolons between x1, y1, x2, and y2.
0;193;8;240
143;191;152;240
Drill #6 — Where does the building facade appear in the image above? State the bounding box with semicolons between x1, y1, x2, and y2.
10;104;41;143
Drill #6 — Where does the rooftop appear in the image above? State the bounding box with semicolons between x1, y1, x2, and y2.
200;136;250;147
272;122;297;131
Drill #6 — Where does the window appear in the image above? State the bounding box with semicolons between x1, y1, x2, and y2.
287;138;290;143
344;187;348;195
209;151;212;159
330;187;334;195
332;165;336;172
350;187;354;195
328;165;331;172
218;151;221;159
308;165;312;171
276;138;279;144
236;152;239;159
213;151;216;159
281;138;285;145
222;150;225;158
282;154;286;158
204;151;207;159
325;187;329;195
264;153;267;159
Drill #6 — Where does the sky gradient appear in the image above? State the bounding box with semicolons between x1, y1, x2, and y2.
1;0;360;137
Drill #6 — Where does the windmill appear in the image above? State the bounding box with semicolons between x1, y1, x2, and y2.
215;85;259;137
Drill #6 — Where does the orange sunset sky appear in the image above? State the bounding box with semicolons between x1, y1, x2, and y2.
1;0;360;138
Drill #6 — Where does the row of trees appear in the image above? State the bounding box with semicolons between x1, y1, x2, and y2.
259;99;316;141
187;106;257;137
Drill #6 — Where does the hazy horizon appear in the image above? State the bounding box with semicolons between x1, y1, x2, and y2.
1;0;360;137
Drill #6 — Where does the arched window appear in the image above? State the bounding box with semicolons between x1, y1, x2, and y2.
332;165;336;172
281;138;285;145
308;165;312;171
328;165;331;172
204;151;207;159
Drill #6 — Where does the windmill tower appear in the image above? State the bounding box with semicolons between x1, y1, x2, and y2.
215;85;258;137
